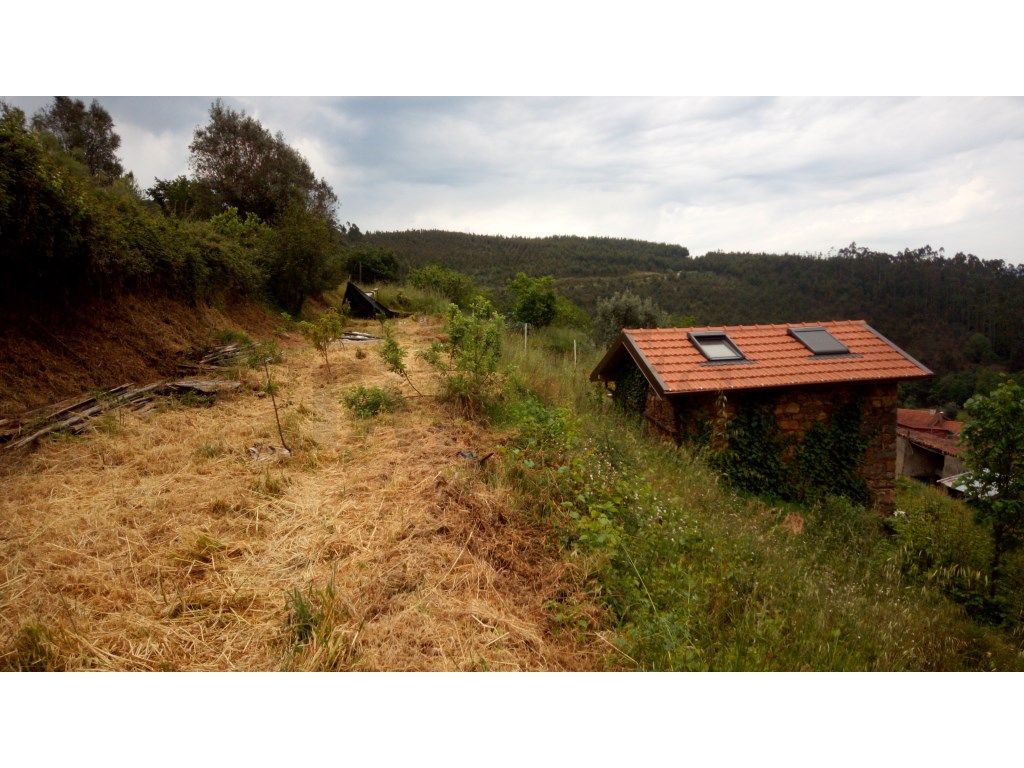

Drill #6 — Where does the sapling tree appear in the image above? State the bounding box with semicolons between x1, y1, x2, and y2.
297;309;345;377
961;378;1024;599
419;296;504;412
378;322;422;395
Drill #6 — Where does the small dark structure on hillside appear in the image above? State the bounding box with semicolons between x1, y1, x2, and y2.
344;281;398;319
590;320;932;512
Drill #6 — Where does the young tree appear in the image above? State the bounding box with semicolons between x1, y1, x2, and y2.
378;322;422;395
32;97;123;178
507;272;557;328
419;296;504;412
592;290;668;346
297;309;345;377
961;378;1024;598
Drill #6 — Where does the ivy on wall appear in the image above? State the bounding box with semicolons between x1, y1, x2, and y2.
792;400;871;505
710;395;870;505
613;366;649;414
709;399;789;497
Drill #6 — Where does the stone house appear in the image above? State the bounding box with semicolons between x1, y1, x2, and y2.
590;320;933;513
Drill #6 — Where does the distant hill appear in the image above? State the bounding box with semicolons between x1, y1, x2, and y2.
362;229;691;284
363;230;1024;407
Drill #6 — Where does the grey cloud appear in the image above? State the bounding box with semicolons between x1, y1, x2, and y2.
3;96;1022;261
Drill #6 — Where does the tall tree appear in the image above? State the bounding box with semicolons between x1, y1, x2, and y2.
188;100;338;224
32;96;123;178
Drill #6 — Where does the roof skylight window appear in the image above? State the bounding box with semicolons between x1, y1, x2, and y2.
689;332;745;362
789;327;849;356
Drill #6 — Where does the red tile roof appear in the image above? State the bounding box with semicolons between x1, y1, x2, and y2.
897;408;963;436
897;427;961;456
592;320;931;395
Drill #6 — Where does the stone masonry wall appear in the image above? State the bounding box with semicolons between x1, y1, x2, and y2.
638;380;900;513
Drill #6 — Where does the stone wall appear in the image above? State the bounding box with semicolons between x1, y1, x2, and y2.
638;378;900;513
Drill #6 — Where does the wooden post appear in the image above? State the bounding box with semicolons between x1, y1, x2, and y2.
573;339;577;367
523;322;528;352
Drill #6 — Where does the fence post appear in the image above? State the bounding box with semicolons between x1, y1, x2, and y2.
523;322;529;352
573;339;577;367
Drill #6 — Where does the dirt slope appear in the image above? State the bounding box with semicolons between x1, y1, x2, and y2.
0;318;605;671
0;294;279;416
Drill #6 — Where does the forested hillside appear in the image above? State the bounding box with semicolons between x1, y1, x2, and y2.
363;229;691;283
364;230;1024;408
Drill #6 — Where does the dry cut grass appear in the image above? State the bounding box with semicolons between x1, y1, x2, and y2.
0;318;605;671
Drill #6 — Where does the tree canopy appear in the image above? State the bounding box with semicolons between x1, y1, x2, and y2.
31;97;123;179
593;290;668;346
187;99;338;223
507;272;557;327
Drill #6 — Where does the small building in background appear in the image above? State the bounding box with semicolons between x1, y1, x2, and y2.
590;320;932;513
895;408;964;483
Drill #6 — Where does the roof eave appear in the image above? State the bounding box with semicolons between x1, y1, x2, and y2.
589;331;669;397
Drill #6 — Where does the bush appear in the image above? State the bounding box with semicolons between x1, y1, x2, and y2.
592;289;668;347
408;263;478;308
891;480;993;613
342;385;406;418
345;245;403;283
373;284;450;316
419;296;504;413
0;109;263;306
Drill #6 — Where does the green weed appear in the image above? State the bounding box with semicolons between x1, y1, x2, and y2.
342;385;406;419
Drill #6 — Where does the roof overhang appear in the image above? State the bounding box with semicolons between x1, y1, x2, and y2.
590;331;669;397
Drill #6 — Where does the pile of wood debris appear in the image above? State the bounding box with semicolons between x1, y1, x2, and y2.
1;342;248;453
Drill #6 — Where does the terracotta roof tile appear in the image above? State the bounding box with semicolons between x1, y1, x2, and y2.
595;320;931;394
897;408;963;435
897;426;961;457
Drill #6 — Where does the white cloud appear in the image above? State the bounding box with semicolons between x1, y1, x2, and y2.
6;96;1023;261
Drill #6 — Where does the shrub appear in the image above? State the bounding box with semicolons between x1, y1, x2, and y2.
592;290;668;347
891;480;993;613
419;296;504;413
342;385;406;418
408;263;478;308
345;245;403;283
373;284;450;316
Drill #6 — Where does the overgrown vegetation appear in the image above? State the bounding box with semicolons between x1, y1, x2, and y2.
1;98;350;314
419;297;504;414
489;314;1024;670
960;378;1024;608
342;385;407;418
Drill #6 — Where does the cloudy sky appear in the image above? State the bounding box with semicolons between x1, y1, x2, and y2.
8;96;1024;262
